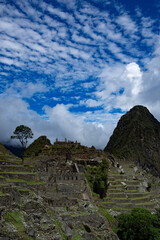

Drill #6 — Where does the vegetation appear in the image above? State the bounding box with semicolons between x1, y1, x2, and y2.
24;135;51;157
0;142;13;155
11;125;33;150
116;208;160;240
6;211;33;240
86;158;109;198
105;105;160;175
99;207;115;221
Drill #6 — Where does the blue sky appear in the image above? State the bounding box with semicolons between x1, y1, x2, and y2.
0;0;160;148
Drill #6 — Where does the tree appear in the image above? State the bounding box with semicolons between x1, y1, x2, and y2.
86;158;109;198
11;125;33;150
117;208;160;240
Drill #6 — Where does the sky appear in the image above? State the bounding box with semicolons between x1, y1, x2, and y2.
0;0;160;149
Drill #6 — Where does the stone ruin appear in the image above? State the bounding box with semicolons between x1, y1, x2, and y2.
54;138;80;148
36;153;92;207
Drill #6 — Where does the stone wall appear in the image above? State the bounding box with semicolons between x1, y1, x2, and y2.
0;166;34;172
0;195;11;207
0;172;37;181
50;173;85;183
45;197;78;207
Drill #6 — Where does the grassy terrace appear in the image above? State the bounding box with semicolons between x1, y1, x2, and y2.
0;172;36;174
6;178;45;185
17;187;31;192
0;164;35;168
0;191;8;196
0;164;24;167
109;173;126;176
135;202;155;205
96;161;160;214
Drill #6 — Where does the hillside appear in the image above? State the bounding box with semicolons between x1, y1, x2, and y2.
0;142;15;156
24;136;51;157
1;130;160;238
0;140;118;240
104;105;160;175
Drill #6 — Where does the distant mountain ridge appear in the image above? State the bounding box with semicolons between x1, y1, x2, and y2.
4;144;24;157
104;105;160;175
0;141;15;156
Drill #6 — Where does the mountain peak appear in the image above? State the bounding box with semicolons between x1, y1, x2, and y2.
104;105;160;175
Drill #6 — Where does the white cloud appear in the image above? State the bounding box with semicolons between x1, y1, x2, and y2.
80;99;102;107
0;0;160;150
3;81;48;98
116;13;138;35
125;62;142;95
94;61;143;112
0;95;112;149
0;57;14;65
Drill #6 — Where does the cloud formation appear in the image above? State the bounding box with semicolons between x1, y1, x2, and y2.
0;0;160;149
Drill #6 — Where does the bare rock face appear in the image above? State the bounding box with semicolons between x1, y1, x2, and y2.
104;105;160;176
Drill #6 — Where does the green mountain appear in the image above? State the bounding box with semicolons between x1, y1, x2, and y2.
0;141;15;156
24;135;51;157
104;105;160;175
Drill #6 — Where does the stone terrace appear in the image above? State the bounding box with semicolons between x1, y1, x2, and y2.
95;161;160;213
0;154;46;207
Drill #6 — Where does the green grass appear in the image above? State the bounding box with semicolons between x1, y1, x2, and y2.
111;173;126;176
17;187;30;192
71;212;89;217
18;201;24;207
109;185;123;187
6;178;45;185
0;191;8;196
130;196;151;200
99;207;115;221
106;192;125;195
127;192;150;195
46;208;54;219
0;183;8;186
105;197;128;200
105;207;131;211
6;178;26;182
1;172;36;174
54;220;67;240
71;233;82;240
17;188;36;197
27;180;45;185
135;202;154;205
0;164;24;167
6;211;34;240
117;203;133;205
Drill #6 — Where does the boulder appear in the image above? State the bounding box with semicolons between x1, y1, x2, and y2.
62;223;74;238
134;166;138;173
138;186;146;193
27;229;35;237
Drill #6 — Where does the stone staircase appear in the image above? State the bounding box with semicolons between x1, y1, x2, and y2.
95;161;160;213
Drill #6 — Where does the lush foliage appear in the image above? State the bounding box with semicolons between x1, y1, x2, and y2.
11;125;33;149
24;135;51;157
86;158;109;198
117;208;160;240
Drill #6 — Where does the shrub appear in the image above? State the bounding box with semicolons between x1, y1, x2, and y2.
86;158;109;198
117;208;160;240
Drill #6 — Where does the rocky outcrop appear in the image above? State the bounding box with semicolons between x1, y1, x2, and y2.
104;105;160;175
